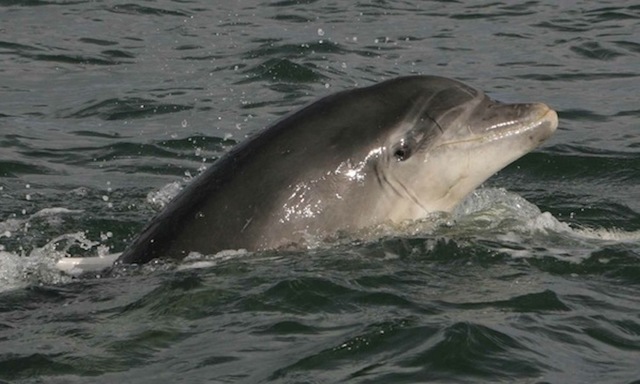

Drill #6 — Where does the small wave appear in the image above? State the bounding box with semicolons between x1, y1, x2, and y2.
571;41;625;61
107;3;190;17
242;58;327;84
0;160;53;177
243;40;346;59
573;227;640;243
449;188;574;237
445;188;640;264
62;98;194;121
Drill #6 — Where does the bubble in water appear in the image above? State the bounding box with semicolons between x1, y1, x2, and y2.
317;28;325;37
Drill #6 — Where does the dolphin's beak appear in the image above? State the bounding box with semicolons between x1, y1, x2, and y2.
532;103;558;142
474;101;558;145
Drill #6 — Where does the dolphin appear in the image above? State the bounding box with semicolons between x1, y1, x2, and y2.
115;75;557;265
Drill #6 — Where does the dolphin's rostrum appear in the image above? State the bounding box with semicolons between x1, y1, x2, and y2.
116;75;558;265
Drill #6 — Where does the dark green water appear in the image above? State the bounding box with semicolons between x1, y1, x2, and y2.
1;1;639;383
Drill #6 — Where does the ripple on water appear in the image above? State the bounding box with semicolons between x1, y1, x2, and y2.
0;0;639;383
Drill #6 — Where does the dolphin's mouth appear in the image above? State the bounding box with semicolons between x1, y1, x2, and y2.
481;103;558;143
437;102;558;148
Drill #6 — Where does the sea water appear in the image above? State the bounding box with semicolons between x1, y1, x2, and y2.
0;1;639;382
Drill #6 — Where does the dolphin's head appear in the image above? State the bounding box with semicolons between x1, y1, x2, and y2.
112;75;559;264
334;76;558;224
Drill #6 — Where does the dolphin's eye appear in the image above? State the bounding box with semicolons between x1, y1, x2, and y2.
394;142;412;161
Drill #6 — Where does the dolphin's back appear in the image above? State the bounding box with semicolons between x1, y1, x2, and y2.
115;76;477;265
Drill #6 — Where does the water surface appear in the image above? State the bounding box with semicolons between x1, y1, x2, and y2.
0;1;639;383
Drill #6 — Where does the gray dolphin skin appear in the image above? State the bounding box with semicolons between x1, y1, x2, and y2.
115;75;558;265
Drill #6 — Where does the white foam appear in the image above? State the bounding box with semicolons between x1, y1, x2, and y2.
0;251;30;291
572;227;640;243
451;188;569;234
0;234;84;292
177;249;250;271
146;181;183;210
448;188;640;261
0;208;111;292
3;188;638;289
